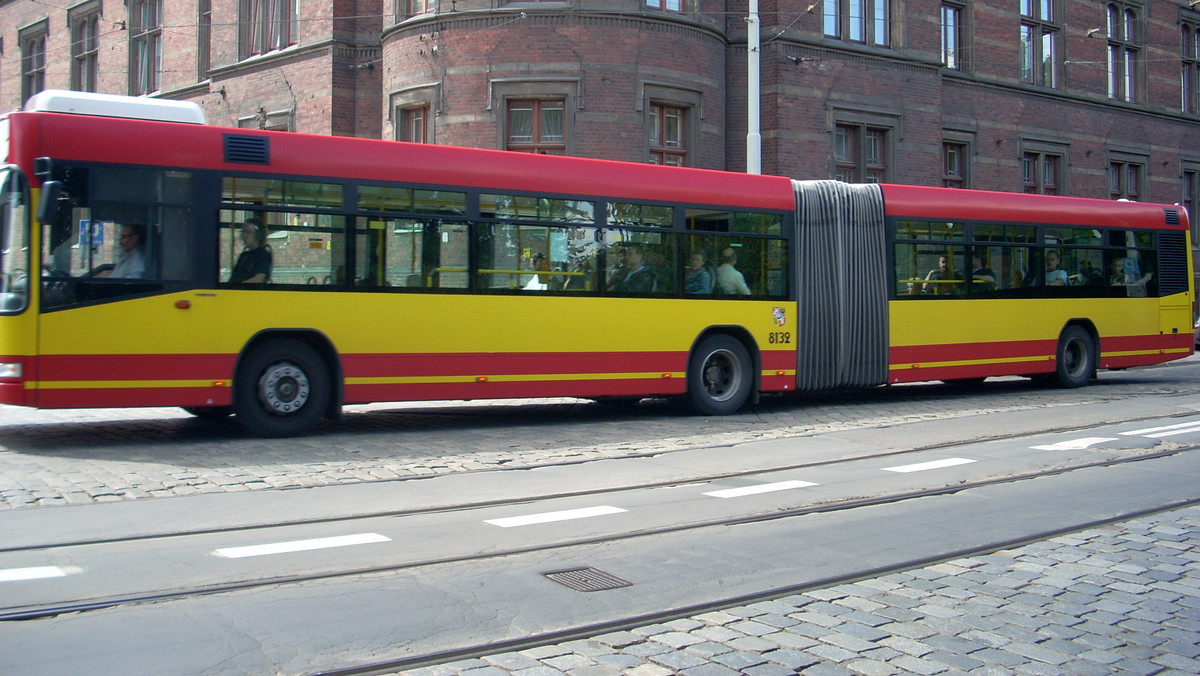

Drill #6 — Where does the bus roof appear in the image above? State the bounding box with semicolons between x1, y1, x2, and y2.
17;109;795;211
24;90;207;125
880;183;1188;231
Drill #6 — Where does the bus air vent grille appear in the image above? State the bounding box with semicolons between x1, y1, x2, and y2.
224;135;270;165
1163;209;1181;226
1158;231;1189;297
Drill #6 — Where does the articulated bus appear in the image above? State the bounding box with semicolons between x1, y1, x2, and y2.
0;91;1193;436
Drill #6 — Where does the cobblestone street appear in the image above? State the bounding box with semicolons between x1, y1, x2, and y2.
401;506;1200;676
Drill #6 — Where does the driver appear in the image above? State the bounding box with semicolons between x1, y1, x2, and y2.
101;224;149;279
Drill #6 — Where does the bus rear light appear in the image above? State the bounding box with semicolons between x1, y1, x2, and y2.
476;376;488;382
0;362;22;379
662;373;672;378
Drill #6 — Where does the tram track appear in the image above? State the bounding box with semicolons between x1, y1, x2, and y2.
3;439;1196;624
2;407;1196;556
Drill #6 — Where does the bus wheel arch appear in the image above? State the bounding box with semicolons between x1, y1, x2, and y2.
1048;320;1098;388
685;328;759;416
233;330;342;437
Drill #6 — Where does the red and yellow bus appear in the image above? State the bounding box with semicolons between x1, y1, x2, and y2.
0;91;1193;435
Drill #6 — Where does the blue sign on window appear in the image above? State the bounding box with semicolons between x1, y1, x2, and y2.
79;220;103;247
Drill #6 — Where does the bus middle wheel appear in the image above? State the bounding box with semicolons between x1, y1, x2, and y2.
686;334;753;416
234;338;331;437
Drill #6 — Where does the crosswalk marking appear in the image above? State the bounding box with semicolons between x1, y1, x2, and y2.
0;566;80;582
213;533;391;559
1031;437;1118;451
485;505;628;528
883;458;975;473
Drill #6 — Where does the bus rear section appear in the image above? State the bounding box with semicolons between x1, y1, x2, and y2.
785;180;1193;392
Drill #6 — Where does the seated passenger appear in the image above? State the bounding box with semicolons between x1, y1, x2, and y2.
101;224;150;279
608;244;657;293
229;219;272;284
685;251;714;294
716;247;752;296
524;253;549;291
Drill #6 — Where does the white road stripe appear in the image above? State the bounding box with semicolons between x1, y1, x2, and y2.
883;458;975;474
485;505;627;528
0;566;80;582
1120;420;1200;438
1031;437;1118;451
704;480;818;499
213;533;391;559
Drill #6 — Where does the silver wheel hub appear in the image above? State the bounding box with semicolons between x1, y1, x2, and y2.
702;349;741;402
258;362;310;415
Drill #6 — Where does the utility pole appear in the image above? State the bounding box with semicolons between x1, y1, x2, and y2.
746;0;761;174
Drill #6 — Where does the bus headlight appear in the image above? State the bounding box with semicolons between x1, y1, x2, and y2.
0;362;22;379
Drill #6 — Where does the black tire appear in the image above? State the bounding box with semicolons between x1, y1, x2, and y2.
234;338;331;437
1048;325;1095;389
181;406;233;419
686;334;754;415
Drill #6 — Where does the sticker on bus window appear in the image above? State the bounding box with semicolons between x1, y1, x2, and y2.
773;307;786;327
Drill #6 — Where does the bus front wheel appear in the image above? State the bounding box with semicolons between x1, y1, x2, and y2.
1048;325;1095;389
687;334;753;416
234;338;331;437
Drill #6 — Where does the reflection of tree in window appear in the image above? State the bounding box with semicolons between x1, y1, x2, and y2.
507;100;565;155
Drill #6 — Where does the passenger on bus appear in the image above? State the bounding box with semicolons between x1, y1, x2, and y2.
685;250;714;294
608;244;656;293
970;252;996;293
102;224;149;279
524;253;550;291
230;219;272;284
716;247;752;296
922;256;956;295
1044;250;1069;286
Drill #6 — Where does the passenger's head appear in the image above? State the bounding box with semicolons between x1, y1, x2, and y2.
721;247;737;264
1046;250;1060;269
240;218;267;248
118;224;146;253
689;251;707;270
621;245;643;267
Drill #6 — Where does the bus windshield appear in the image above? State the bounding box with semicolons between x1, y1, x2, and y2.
0;166;30;314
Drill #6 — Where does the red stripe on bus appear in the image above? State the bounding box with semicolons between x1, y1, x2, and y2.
33;354;237;381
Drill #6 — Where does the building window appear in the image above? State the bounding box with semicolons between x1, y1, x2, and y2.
835;124;888;183
403;0;436;18
130;0;162;95
824;0;890;47
941;2;964;70
401;106;429;143
19;22;48;102
1107;3;1140;103
199;0;212;80
1022;149;1064;195
1020;0;1059;88
943;142;967;188
507;100;566;155
649;104;686;166
646;0;683;11
1108;157;1144;201
1184;164;1200;245
70;3;101;92
1184;21;1200;113
241;0;297;58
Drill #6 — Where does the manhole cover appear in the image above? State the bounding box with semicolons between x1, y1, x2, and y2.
542;567;632;592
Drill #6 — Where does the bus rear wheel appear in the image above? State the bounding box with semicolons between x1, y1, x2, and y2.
1048;325;1095;389
687;334;753;416
234;338;331;437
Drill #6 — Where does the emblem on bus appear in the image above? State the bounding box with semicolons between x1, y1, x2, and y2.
772;306;786;327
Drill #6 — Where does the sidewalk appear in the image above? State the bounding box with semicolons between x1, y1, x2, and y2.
401;505;1200;676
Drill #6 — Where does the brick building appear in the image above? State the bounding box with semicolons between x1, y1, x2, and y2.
3;0;1200;286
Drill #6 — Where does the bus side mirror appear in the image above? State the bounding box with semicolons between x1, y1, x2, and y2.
37;180;61;225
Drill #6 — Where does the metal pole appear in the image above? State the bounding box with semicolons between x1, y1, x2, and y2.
747;0;761;174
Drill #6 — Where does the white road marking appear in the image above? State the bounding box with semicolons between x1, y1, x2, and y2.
1031;437;1119;451
0;566;80;582
1120;420;1200;438
485;505;627;528
213;533;391;559
704;480;819;499
883;457;976;473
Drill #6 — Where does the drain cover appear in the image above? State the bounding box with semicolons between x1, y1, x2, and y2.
542;567;632;592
